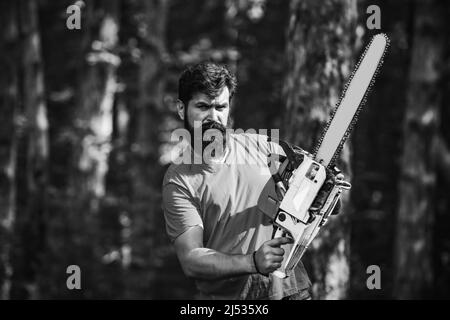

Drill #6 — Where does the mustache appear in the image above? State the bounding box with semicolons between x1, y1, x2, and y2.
202;121;226;133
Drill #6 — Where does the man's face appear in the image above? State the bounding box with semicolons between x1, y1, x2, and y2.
182;86;230;129
178;86;231;158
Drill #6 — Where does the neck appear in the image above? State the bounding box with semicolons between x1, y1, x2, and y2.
189;141;229;165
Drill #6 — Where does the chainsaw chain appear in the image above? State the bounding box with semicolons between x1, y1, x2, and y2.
313;34;390;168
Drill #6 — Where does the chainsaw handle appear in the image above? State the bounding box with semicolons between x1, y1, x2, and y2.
271;226;289;279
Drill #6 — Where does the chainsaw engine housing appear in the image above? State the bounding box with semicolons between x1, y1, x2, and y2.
266;141;351;278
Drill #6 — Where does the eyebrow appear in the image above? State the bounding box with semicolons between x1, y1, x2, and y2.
194;102;228;108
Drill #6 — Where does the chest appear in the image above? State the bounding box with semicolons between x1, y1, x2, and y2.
198;165;271;218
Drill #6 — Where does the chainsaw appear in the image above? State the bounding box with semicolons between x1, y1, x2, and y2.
266;33;389;279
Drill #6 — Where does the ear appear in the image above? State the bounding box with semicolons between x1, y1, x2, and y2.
176;99;185;121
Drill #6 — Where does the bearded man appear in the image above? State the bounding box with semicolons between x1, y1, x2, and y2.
162;62;312;300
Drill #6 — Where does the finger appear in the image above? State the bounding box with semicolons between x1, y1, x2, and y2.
269;247;285;256
266;237;293;247
269;255;283;263
272;262;282;269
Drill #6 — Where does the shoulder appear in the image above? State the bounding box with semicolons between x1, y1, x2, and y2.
162;161;205;202
163;162;190;188
162;164;196;209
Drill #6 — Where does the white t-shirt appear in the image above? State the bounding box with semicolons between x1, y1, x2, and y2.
162;133;311;299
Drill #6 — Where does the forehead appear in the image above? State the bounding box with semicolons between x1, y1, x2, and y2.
190;87;230;105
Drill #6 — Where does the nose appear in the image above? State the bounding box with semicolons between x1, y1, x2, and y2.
207;107;220;123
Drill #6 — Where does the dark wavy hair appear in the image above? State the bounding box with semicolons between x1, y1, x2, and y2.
178;62;237;107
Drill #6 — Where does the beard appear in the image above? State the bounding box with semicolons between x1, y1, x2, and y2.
184;113;232;160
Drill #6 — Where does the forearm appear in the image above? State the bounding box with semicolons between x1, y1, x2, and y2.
183;247;257;280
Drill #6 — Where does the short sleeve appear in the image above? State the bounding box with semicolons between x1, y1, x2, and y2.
266;139;286;175
267;139;286;157
162;182;204;242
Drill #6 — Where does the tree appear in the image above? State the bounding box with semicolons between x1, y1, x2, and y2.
225;0;290;130
35;0;123;299
393;0;447;299
349;0;414;299
122;0;170;298
0;0;20;300
283;0;359;299
0;0;49;299
75;0;120;215
72;0;122;299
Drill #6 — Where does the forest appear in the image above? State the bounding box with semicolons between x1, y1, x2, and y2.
0;0;449;299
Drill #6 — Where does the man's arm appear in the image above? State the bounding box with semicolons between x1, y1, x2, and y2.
174;225;292;280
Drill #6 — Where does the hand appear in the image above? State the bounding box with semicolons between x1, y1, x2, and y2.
253;237;293;276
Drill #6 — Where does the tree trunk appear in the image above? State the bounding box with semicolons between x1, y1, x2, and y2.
0;0;50;299
348;0;414;300
123;0;169;298
0;0;20;300
19;0;49;299
74;0;120;213
393;0;446;299
67;0;121;298
283;0;358;299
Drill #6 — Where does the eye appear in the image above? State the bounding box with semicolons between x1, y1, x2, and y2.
216;105;227;111
197;104;209;110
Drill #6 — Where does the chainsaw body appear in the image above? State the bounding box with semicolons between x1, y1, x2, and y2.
268;141;351;278
266;34;389;278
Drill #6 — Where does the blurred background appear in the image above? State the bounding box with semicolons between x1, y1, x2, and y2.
0;0;449;299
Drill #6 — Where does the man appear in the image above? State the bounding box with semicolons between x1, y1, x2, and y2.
162;62;312;300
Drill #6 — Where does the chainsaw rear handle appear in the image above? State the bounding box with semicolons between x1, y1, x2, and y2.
271;226;289;279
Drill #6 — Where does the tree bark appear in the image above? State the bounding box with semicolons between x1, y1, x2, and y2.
0;0;20;300
74;0;120;212
66;0;122;298
19;0;49;299
124;0;169;298
393;0;446;299
0;0;49;299
283;0;358;299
